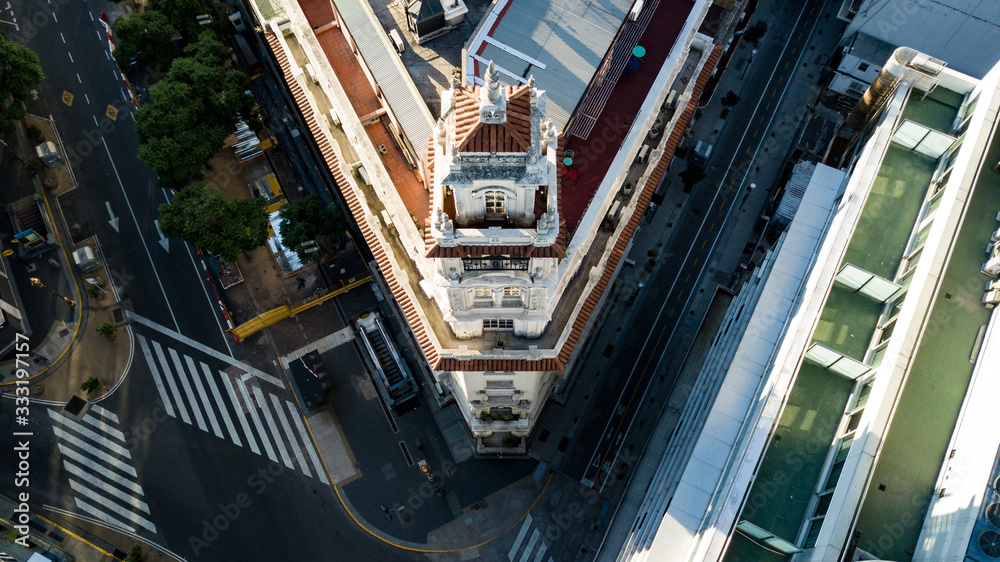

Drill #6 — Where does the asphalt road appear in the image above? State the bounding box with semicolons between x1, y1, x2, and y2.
0;1;418;559
563;0;828;491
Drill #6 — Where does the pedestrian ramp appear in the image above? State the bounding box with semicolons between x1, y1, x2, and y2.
135;334;329;485
48;405;157;535
506;514;555;562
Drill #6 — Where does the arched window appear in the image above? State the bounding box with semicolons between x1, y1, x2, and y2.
485;190;506;218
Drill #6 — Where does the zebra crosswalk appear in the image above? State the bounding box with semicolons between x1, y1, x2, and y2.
507;515;554;562
48;404;156;534
136;335;328;484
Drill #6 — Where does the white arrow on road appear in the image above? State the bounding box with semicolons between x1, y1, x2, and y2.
106;201;119;232
153;219;169;252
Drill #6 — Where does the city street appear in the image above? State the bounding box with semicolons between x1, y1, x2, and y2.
554;0;830;491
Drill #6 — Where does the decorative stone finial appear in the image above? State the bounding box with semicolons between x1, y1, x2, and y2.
486;61;501;103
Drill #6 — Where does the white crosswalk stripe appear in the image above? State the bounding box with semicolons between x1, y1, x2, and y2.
137;335;175;418
168;347;207;432
136;336;330;484
151;340;190;424
254;385;293;470
286;400;329;485
221;374;256;453
237;377;278;463
505;514;553;562
270;394;311;477
202;362;241;446
48;410;131;459
50;408;155;535
186;355;223;439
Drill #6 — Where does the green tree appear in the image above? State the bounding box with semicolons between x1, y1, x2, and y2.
278;196;347;262
679;162;706;192
743;21;767;46
0;36;44;126
113;11;176;72
134;31;254;189
124;545;143;562
81;376;102;394
158;183;269;261
149;0;216;31
720;90;741;108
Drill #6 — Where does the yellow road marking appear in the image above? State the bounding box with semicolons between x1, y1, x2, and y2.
778;74;785;84
668;307;675;317
745;146;752;155
693;256;700;267
760;114;767;124
752;129;758;138
765;102;771;111
784;60;790;69
35;515;115;557
106;105;118;121
719;199;726;212
282;356;556;553
790;46;797;55
62;90;73;106
684;273;690;283
709;222;715;232
797;32;803;41
701;239;707;249
676;290;684;301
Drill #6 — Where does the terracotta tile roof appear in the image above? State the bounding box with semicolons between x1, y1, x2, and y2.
454;85;533;153
271;25;720;374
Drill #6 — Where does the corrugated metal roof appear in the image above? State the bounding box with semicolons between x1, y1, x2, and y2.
774;160;815;228
471;0;633;130
331;0;433;153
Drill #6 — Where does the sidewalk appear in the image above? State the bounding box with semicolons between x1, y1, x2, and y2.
0;118;131;404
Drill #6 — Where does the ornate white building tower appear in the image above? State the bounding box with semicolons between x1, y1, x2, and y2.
423;62;563;340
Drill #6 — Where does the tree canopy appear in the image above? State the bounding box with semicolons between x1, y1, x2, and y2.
112;11;176;72
278;196;347;262
0;36;44;125
148;0;216;31
134;31;254;189
158;183;269;261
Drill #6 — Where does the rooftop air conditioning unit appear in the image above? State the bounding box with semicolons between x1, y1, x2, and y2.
629;0;643;21
276;19;293;36
389;29;405;54
304;63;319;85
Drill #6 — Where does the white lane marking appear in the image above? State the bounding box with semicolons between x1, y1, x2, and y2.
51;11;56;22
127;312;280;386
270;394;310;477
74;498;137;534
90;404;119;424
60;32;65;43
81;415;126;442
96;29;101;40
286;400;329;485
253;386;292;469
519;529;540;562
136;336;175;418
49;410;131;460
533;543;548;562
236;378;276;462
101;138;180;332
111;69;117;81
508;515;532;561
201;362;240;446
57;442;136;479
168;348;207;432
89;11;93;21
121;89;129;102
69;480;156;533
63;459;144;495
186;355;223;438
67;51;72;62
85;93;90;105
105;49;109;60
77;73;82;83
221;374;256;453
67;464;150;514
151;340;190;424
92;115;99;127
130;113;134;121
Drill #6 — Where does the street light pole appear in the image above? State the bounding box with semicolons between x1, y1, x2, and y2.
29;277;76;308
